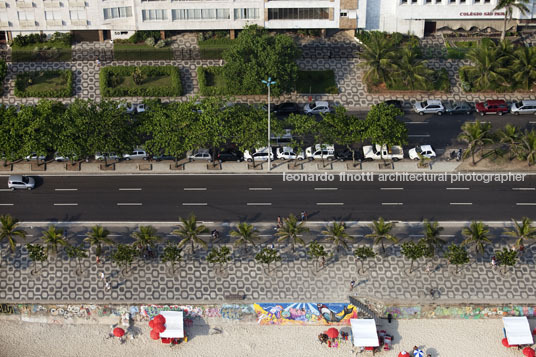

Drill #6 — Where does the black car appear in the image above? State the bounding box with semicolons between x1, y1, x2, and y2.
217;151;244;162
383;100;404;111
335;149;359;161
443;101;474;115
151;154;178;161
274;102;300;115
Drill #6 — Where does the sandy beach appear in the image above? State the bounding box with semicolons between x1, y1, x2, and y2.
0;318;530;357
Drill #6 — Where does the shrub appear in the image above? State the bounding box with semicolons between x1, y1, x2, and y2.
154;40;167;48
14;70;73;98
145;37;156;47
197;66;228;96
129;31;160;44
100;66;183;97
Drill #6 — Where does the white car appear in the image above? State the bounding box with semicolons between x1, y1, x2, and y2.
305;144;335;160
271;129;293;143
303;101;331;115
188;149;212;161
136;103;146;113
413;100;444;115
276;147;304;160
54;152;77;162
409;145;436;160
24;153;46;161
511;100;536;115
117;102;135;114
95;152;120;161
8;175;35;190
123;148;148;160
244;147;274;162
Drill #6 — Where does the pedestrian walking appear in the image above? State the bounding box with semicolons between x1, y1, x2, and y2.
320;256;326;268
300;211;305;221
96;59;101;67
105;282;111;291
277;216;282;228
270;243;274;250
99;272;105;281
429;288;435;299
96;255;101;264
491;256;497;268
350;280;355;291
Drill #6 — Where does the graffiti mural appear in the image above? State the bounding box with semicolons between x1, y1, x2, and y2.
0;304;15;314
381;305;536;319
254;303;357;325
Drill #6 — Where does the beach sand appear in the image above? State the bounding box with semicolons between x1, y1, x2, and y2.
0;318;529;357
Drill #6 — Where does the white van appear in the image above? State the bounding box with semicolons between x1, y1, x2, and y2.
511;100;536;115
276;147;304;160
305;144;335;160
243;147;274;162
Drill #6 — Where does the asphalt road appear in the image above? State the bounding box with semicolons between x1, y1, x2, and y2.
1;174;535;222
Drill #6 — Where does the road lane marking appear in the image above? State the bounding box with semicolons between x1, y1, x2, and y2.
380;187;404;190
109;234;121;237
382;203;403;206
182;203;207;206
117;203;142;206
0;203;14;206
316;202;344;206
450;202;472;205
249;187;272;191
530;121;536;124
314;188;338;191
55;188;78;191
184;188;207;191
517;203;536;206
512;188;535;191
119;188;142;191
446;187;470;190
54;203;78;206
408;134;430;138
0;189;13;191
350;234;364;237
247;203;272;206
259;234;272;237
439;234;456;238
405;122;428;124
409;234;424;237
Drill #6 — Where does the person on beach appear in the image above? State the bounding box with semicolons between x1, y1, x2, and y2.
99;272;105;281
491;256;497;268
105;282;111;291
350;280;355;291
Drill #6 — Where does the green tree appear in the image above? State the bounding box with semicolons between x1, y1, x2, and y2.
172;214;209;254
497;124;521;160
321;221;351;254
57;99;97;163
504;217;536;249
255;247;281;275
364;103;407;160
307;241;329;272
65;244;88;276
512;46;536;90
321;107;365;167
206;246;232;275
286;113;318;167
518;129;536;166
84;225;114;260
111;244;137;276
276;214;309;253
457;121;493;165
495;247;517;274
494;0;530;41
358;31;396;86
401;241;425;273
420;220;445;259
445;244;470;274
464;42;508;91
0;105;23;165
365;217;398;255
131;225;160;258
353;246;376;274
0;215;26;259
222;25;300;96
26;243;47;275
161;243;183;275
395;45;433;90
462;221;491;255
40;225;68;258
196;97;233;163
231;222;259;254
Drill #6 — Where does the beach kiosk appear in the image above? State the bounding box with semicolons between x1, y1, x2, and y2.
503;316;534;346
350;318;379;351
159;311;185;339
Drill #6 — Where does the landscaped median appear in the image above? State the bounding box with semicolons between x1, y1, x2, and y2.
100;66;182;97
14;70;73;98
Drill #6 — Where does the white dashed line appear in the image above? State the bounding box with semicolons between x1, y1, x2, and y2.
119;188;142;191
184;188;207;191
182;203;207;206
117;203;142;206
0;203;14;206
380;188;404;191
405;122;428;124
55;188;78;191
446;187;470;190
408;134;431;138
249;188;272;191
316;203;344;206
439;234;456;238
0;189;13;191
512;188;535;191
517;203;536;206
450;202;472;205
314;188;338;191
54;203;78;206
247;203;272;206
382;203;403;206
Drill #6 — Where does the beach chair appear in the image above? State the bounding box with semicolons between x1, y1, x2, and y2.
383;335;392;351
161;338;171;344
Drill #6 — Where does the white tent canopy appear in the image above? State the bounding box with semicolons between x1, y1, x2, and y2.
159;311;184;338
350;319;379;347
503;316;533;345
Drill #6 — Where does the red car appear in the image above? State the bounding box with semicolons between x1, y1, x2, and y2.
475;100;509;116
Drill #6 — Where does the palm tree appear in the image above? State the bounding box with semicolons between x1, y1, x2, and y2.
497;124;521;160
394;46;433;90
512;46;536;90
40;225;68;257
131;225;160;257
231;222;259;254
172;214;208;254
457;121;494;165
504;217;536;249
359;31;396;86
465;42;508;91
462;221;491;255
321;222;351;254
276;214;309;253
420;220;445;258
0;214;26;257
494;0;530;41
365;217;398;255
518;129;536;166
84;225;114;259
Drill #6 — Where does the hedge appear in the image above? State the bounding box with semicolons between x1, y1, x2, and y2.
197;66;228;96
198;38;234;59
113;45;173;61
100;65;183;97
385;68;450;92
14;70;73;98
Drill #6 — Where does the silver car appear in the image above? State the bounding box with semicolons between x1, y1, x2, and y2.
8;175;35;190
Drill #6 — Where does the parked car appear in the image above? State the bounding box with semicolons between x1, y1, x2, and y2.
8;175;35;190
408;145;436;160
305;144;335;160
335;149;357;161
54;152;78;162
188;149;212;161
95;152;120;161
136;103;146;113
362;144;404;161
276;147;305;160
271;129;293;144
217;150;244;162
243;147;274;162
303;101;332;115
152;154;178;161
274;102;300;115
511;100;536;115
443;101;473;115
117;102;135;114
475;100;508;116
123;148;148;160
413;100;445;115
383;100;404;111
24;153;46;161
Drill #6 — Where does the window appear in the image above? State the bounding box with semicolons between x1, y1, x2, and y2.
142;9;167;20
17;11;34;21
234;8;259;19
436;0;441;3
103;7;132;20
426;0;432;3
401;0;408;3
45;10;61;20
340;11;347;17
172;8;229;20
460;0;466;3
267;8;329;20
484;0;490;2
69;9;86;20
411;0;417;3
474;0;480;3
449;0;455;3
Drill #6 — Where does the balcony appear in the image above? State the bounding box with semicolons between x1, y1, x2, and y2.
19;20;36;27
44;1;61;8
68;0;85;7
71;19;87;26
0;21;9;27
46;19;62;26
16;1;34;8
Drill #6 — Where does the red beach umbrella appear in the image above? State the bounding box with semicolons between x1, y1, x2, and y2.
154;323;166;333
113;327;125;337
398;352;410;357
326;328;339;339
150;329;160;340
149;320;154;328
154;314;166;325
502;338;512;347
524;347;536;357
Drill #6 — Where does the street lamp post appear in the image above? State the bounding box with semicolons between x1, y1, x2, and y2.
262;77;276;172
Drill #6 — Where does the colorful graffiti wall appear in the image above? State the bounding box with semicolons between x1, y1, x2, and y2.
254;303;357;326
382;305;536;319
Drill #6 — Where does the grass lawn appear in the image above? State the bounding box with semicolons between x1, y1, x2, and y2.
100;66;182;97
15;70;73;97
114;43;173;60
198;38;233;59
296;70;338;94
117;74;171;90
204;69;227;90
12;44;72;62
